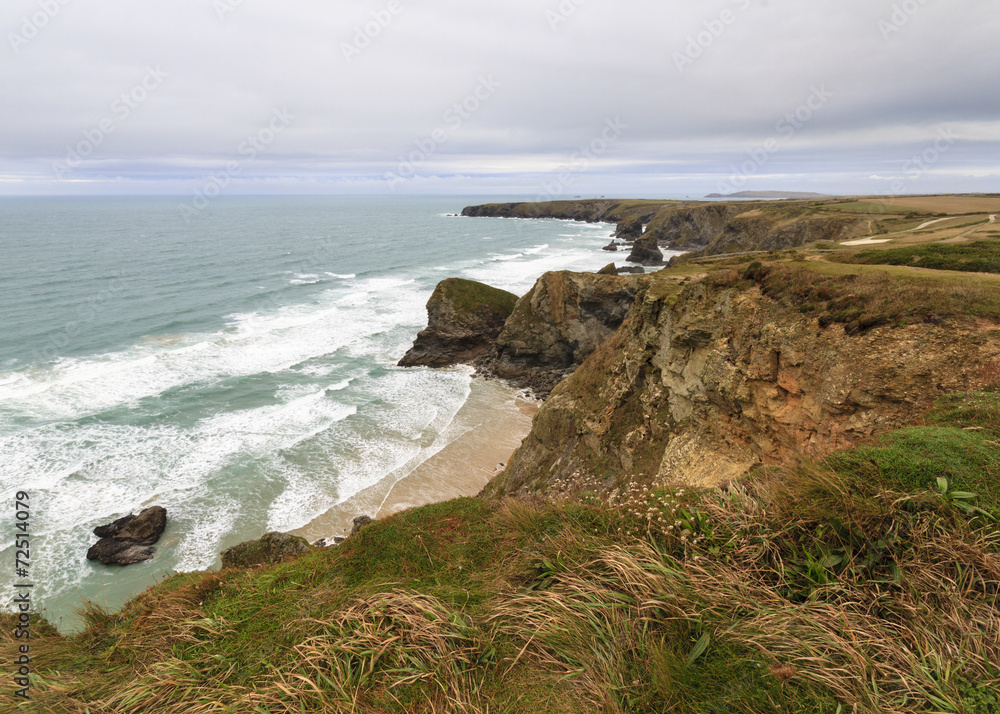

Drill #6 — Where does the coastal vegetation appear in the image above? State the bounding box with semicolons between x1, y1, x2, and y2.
4;194;1000;712
4;389;999;712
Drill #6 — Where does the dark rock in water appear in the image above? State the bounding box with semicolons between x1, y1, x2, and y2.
351;515;374;536
597;263;618;275
602;241;619;252
616;266;645;275
626;233;664;266
87;539;156;566
88;506;168;566
479;270;645;396
221;531;312;569
399;278;519;368
105;506;167;546
93;514;136;539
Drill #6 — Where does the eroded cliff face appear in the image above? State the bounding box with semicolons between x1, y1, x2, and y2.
462;200;870;256
482;278;1000;500
479;271;645;396
644;203;745;250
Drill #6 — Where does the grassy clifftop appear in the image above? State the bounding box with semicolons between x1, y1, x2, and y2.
463;195;1000;256
4;390;1000;712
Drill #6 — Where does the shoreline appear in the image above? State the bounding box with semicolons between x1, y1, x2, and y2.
291;376;538;543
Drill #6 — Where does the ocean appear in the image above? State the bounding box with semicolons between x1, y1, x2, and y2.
0;195;643;631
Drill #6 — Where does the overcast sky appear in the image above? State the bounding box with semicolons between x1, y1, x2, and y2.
1;0;997;197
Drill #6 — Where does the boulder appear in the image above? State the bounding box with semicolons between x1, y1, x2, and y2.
87;506;167;566
626;233;664;266
93;506;167;546
350;515;374;536
480;271;644;396
399;278;519;368
602;241;619;252
597;263;618;275
86;539;156;566
221;531;312;569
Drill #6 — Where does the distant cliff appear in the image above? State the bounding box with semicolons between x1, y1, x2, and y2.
462;199;869;257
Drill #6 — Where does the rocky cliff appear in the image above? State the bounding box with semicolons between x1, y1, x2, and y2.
479;271;646;396
482;267;1000;500
462;199;870;256
399;278;518;368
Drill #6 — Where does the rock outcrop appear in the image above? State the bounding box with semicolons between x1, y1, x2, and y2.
479;271;645;396
694;214;866;256
399;278;518;368
626;234;664;265
221;531;312;568
613;215;644;240
644;203;745;250
350;515;374;535
87;506;167;566
482;275;1000;501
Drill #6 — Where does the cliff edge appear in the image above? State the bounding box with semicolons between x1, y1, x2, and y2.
483;260;1000;500
479;270;646;396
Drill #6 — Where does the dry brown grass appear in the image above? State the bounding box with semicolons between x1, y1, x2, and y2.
486;465;1000;713
863;196;1000;215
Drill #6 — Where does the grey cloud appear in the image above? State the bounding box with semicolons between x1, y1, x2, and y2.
1;0;997;195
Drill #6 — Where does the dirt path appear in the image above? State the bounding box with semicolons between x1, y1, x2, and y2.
943;214;997;244
844;214;995;246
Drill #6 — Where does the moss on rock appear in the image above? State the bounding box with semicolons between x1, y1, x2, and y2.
221;531;312;569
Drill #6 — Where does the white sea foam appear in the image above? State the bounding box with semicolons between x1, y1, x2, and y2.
0;278;426;423
0;200;625;630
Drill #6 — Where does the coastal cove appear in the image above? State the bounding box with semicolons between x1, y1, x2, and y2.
0;196;656;633
4;193;1000;711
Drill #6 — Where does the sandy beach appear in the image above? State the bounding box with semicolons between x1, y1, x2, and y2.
292;376;538;543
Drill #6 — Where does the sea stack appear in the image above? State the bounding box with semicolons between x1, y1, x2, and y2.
399;278;518;368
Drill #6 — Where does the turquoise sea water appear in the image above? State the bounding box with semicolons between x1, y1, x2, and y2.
0;195;644;630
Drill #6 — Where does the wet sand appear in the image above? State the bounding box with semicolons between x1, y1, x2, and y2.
291;377;538;543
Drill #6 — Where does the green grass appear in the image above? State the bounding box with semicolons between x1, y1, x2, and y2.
835;240;1000;274
436;277;519;318
5;393;1000;712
